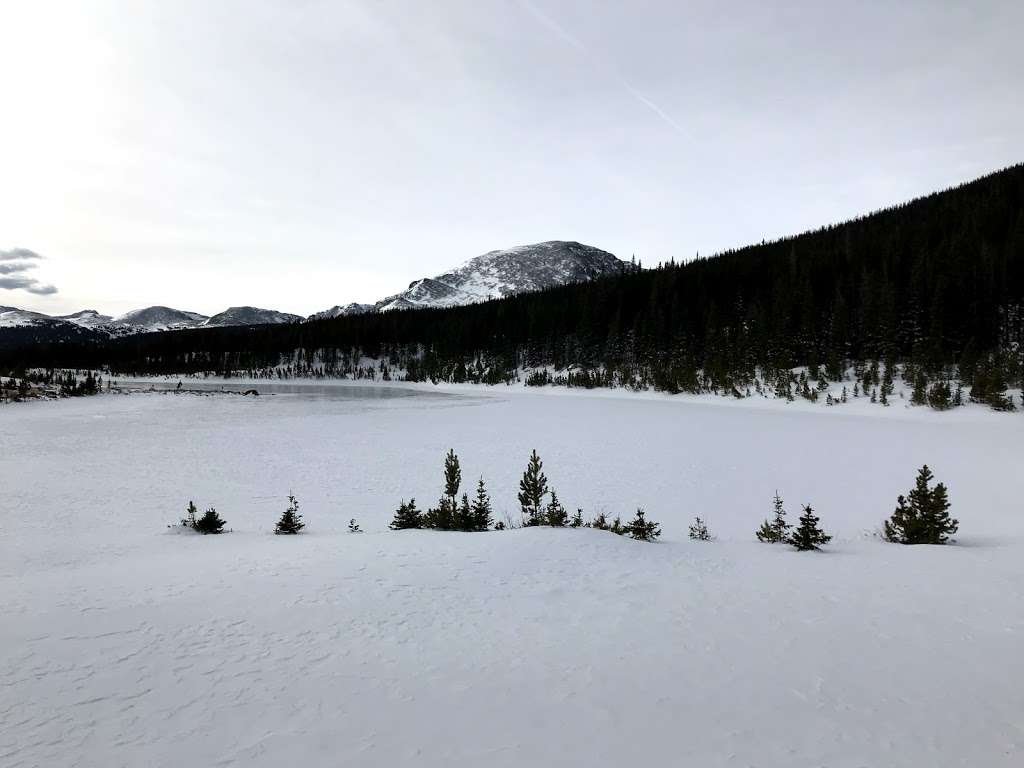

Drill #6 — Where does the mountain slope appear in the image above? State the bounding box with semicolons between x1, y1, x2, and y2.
113;306;209;332
204;306;302;327
375;241;627;312
306;241;628;318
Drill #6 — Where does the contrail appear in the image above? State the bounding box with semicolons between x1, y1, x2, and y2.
517;0;688;137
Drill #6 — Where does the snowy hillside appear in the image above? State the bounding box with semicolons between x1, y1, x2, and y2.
305;302;375;321
113;306;209;332
2;383;1022;767
204;306;303;327
307;240;628;317
375;240;627;312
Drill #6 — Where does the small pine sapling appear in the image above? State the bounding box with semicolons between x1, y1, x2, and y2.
195;506;227;535
756;492;791;543
545;489;568;527
884;465;957;544
788;505;831;551
348;518;362;533
390;499;423;530
181;500;199;529
275;493;305;534
688;516;711;541
569;508;584;528
626;508;661;541
470;478;493;532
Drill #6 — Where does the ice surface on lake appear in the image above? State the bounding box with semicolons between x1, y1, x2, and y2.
2;384;1022;767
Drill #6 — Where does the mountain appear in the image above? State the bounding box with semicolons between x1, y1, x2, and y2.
57;310;115;330
306;303;375;321
307;241;628;318
204;306;302;327
113;306;208;332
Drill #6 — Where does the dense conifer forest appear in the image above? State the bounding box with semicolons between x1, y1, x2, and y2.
5;164;1023;397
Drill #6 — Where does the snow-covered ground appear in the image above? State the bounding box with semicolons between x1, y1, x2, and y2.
2;383;1022;766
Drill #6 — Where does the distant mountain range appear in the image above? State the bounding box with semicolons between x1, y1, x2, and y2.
0;241;628;347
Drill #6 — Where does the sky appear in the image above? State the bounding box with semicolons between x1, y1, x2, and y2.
1;0;1022;318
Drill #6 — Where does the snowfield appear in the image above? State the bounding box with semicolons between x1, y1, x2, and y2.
2;382;1023;767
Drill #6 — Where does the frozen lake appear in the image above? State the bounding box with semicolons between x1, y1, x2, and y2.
2;383;1023;766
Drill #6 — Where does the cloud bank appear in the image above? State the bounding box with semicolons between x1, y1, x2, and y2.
0;248;58;295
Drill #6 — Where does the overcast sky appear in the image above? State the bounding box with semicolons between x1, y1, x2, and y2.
2;0;1022;317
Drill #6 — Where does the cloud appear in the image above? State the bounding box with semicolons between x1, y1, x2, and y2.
0;247;58;294
0;247;43;261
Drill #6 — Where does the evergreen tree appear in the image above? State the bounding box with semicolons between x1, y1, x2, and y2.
609;515;625;536
625;508;660;541
443;448;461;508
569;508;584;528
590;511;610;531
688;516;711;541
348;518;362;533
518;449;548;526
788;505;830;550
545;489;568;527
469;478;493;531
456;493;474;530
756;492;791;542
181;500;199;529
275;493;305;534
195;506;226;535
390;498;423;530
884;465;958;544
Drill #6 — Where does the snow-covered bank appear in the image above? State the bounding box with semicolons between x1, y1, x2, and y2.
2;387;1022;766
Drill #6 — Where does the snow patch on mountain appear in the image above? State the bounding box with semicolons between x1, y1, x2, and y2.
113;306;209;332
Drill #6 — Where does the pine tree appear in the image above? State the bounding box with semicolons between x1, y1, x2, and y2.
275;493;305;534
195;506;226;535
688;516;710;541
545;489;568;527
756;492;791;543
609;515;625;536
348;518;362;533
569;508;584;528
443;448;461;509
625;508;661;541
456;493;474;530
518;449;548;526
390;498;423;530
181;500;199;528
788;505;831;550
590;511;610;530
884;465;958;544
469;478;493;531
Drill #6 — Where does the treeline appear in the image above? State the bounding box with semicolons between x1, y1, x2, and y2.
7;164;1024;396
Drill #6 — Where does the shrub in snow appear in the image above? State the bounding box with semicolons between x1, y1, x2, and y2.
494;520;506;531
569;508;584;528
608;515;626;536
688;516;711;541
590;511;609;530
518;449;548;527
348;518;362;533
884;465;957;545
275;494;305;535
756;492;791;543
194;507;227;535
626;509;661;541
545;489;568;527
390;499;423;530
788;505;830;551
